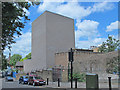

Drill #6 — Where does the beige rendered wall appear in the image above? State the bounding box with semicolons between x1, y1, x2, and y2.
24;11;75;72
23;59;33;73
46;11;75;68
31;12;47;70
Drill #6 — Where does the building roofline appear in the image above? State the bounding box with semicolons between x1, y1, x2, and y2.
44;10;74;20
32;10;74;24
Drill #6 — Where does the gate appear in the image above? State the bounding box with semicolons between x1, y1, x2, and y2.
52;67;62;82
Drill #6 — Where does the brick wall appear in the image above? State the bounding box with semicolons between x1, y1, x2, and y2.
36;70;53;81
55;52;68;69
55;51;118;74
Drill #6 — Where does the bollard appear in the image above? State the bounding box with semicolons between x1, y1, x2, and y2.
75;78;77;88
47;78;49;85
58;78;60;87
108;77;112;90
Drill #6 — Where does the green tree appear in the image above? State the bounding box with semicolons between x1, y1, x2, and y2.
25;52;31;59
106;57;118;74
9;54;22;66
2;2;40;51
20;57;27;62
99;35;120;74
20;52;31;62
2;54;8;70
98;35;120;52
68;72;86;82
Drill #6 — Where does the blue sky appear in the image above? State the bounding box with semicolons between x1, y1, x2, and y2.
4;1;119;58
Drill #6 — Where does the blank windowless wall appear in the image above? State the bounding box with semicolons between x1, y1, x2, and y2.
31;11;75;70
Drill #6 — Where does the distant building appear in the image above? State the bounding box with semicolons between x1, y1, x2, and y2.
73;48;93;52
24;11;75;72
15;61;23;72
7;53;11;64
90;46;99;52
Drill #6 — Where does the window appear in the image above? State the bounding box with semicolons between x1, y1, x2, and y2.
34;76;42;79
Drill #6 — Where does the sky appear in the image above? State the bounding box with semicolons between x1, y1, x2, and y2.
4;0;119;58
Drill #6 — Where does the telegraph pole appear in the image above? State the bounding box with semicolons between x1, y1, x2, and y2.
71;58;73;88
68;48;74;88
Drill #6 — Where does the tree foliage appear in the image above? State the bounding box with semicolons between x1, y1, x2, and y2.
98;35;120;74
25;52;31;59
106;57;118;74
2;54;8;70
98;35;120;52
20;57;27;62
9;54;22;66
68;72;86;82
2;2;40;51
20;52;31;62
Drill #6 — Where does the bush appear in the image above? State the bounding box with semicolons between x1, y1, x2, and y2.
68;72;86;82
106;56;119;74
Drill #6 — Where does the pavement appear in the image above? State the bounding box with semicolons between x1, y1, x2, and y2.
44;81;119;88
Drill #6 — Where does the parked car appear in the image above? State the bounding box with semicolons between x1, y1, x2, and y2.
19;76;29;84
28;75;46;86
5;75;14;81
2;71;6;78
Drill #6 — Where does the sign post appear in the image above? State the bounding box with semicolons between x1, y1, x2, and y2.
68;48;74;88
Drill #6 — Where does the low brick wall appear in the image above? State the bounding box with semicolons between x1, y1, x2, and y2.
62;69;68;82
16;73;26;80
36;70;53;81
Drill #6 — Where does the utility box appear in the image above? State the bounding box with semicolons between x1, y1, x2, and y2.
86;73;99;90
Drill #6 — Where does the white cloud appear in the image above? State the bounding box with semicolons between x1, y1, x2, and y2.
75;20;99;42
55;2;91;19
37;1;114;49
75;20;106;49
37;1;114;19
76;37;106;49
4;31;31;58
38;0;119;2
91;1;114;12
93;38;106;44
4;1;115;57
106;21;120;32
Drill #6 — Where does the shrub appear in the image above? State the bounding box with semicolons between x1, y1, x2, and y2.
68;72;86;82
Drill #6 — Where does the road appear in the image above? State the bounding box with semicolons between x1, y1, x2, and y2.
0;78;85;88
1;78;56;89
1;78;48;89
0;78;85;89
0;78;119;89
1;78;33;88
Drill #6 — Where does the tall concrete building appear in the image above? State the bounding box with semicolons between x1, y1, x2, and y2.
24;11;75;72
